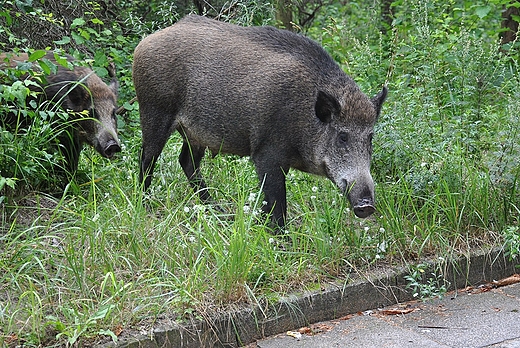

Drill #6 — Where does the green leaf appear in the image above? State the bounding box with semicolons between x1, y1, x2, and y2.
38;60;50;75
29;50;46;62
123;101;134;110
0;177;16;190
0;10;13;26
93;66;108;77
53;53;70;69
94;51;108;66
54;36;71;45
80;29;91;40
71;32;84;45
71;17;86;28
475;6;491;19
98;329;118;343
91;18;104;25
90;304;114;321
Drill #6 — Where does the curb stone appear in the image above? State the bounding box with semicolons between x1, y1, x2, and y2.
98;248;519;348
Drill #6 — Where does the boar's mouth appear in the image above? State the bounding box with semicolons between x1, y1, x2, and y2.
101;139;121;159
353;198;376;218
339;179;376;218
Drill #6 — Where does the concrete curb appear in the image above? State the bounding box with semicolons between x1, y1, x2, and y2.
99;248;519;348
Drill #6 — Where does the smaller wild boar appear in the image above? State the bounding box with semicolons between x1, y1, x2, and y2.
0;51;121;177
133;15;387;230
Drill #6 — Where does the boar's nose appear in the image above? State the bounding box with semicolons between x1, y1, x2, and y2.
103;139;121;159
353;198;375;218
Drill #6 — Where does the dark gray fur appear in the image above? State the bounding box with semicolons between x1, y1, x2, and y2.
133;15;387;229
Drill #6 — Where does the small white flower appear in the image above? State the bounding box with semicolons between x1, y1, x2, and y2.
104;192;109;198
262;201;268;206
92;213;100;222
379;227;386;233
248;193;256;202
377;241;387;253
312;186;318;192
268;237;275;244
188;236;196;243
364;226;370;232
243;205;251;214
184;206;190;213
311;195;316;200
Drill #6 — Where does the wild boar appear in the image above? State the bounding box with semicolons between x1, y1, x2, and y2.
0;52;121;176
133;15;387;229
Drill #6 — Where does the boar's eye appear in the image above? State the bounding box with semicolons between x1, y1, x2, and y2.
338;132;348;146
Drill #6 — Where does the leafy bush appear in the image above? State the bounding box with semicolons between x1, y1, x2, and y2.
0;53;74;192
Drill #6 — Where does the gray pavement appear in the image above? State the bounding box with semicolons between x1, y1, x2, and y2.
255;282;520;348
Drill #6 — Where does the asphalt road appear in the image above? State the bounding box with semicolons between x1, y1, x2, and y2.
254;279;520;348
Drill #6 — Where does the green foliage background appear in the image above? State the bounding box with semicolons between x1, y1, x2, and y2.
1;0;520;346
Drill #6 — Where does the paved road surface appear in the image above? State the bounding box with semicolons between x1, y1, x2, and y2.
254;280;520;348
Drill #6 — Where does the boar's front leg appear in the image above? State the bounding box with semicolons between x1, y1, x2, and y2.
254;159;289;232
58;129;82;176
139;107;177;191
179;140;211;202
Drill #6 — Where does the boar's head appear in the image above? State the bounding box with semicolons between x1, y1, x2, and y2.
46;64;121;159
315;86;387;218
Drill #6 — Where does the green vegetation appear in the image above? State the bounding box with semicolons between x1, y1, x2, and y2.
1;0;520;346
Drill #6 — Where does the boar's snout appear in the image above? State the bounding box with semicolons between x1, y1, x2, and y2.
102;139;121;159
353;198;375;218
341;178;376;218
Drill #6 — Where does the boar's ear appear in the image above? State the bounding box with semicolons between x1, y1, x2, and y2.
107;60;119;96
315;90;340;123
66;83;90;111
45;74;89;111
371;86;388;119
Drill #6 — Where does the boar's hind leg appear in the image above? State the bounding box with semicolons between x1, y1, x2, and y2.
179;140;211;202
255;161;289;231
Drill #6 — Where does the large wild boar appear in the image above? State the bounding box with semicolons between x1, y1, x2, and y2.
133;15;387;229
0;52;121;176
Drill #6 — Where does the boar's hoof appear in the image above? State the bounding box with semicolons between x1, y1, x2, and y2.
353;199;375;218
103;140;122;159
